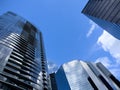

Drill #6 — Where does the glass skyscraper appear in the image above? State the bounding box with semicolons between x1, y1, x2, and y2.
1;11;120;90
49;73;58;90
53;60;120;90
0;12;49;90
82;0;120;40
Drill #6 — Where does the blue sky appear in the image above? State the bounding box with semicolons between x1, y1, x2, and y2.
0;0;120;80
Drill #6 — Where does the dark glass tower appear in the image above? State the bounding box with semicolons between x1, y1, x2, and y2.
82;0;120;40
0;12;49;90
52;60;120;90
49;73;58;90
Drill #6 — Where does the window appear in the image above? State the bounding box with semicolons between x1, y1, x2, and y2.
99;75;113;90
110;75;120;88
88;77;98;90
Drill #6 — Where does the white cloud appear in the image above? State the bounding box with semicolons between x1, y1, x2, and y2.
97;30;120;64
47;61;59;74
86;20;98;37
96;30;120;79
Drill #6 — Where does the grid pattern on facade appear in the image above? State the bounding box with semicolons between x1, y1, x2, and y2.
0;12;49;90
82;0;120;40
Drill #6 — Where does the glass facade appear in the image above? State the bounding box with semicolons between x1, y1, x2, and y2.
82;0;120;40
82;1;120;88
55;66;71;90
63;61;93;90
53;60;120;90
49;73;58;90
0;12;49;90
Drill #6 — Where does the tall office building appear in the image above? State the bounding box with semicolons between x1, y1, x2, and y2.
0;12;49;90
52;60;120;90
82;0;120;40
49;73;58;90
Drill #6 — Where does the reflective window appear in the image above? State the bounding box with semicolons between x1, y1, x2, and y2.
0;44;12;72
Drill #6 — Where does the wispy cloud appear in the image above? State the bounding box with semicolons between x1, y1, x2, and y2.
47;61;59;74
86;20;98;37
96;30;120;79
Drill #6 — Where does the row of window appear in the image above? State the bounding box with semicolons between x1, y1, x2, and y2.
96;62;120;88
87;63;114;90
0;31;43;90
83;0;120;24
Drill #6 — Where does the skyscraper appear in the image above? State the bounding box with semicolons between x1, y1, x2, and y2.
0;12;49;90
53;60;120;90
82;0;120;40
49;73;58;90
1;11;120;90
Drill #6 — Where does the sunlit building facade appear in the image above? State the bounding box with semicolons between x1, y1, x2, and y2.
54;60;120;90
0;12;49;90
82;0;120;40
